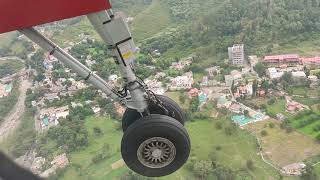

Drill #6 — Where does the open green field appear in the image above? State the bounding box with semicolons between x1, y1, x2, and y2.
0;32;17;49
243;97;292;118
290;87;320;98
52;18;101;47
247;119;320;167
131;0;172;41
288;111;320;138
0;59;24;78
59;113;281;180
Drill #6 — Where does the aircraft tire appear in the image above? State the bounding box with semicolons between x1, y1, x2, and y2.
121;114;190;177
122;95;185;131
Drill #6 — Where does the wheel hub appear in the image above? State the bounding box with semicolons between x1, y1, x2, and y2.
137;137;176;169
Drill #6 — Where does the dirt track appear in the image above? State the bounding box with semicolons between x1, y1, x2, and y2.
0;78;31;142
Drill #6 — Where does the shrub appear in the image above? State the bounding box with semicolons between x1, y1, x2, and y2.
261;130;268;136
269;123;275;128
215;122;223;130
246;160;254;170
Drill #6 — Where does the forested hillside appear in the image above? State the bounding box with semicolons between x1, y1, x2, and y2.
136;0;320;60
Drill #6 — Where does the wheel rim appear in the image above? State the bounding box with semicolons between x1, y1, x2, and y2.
137;137;176;169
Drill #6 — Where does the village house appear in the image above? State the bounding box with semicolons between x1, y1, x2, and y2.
200;76;209;86
248;55;259;68
152;49;161;57
281;163;306;176
170;57;193;70
155;72;166;80
44;93;60;102
0;82;12;98
40;153;69;178
145;79;167;95
229;103;242;114
92;106;101;114
308;75;319;87
300;57;320;67
267;68;284;80
217;96;232;109
51;153;69;169
206;66;221;77
286;97;307;113
263;54;300;67
169;72;193;90
188;88;199;98
39;106;69;130
108;74;119;82
234;83;253;98
225;70;243;86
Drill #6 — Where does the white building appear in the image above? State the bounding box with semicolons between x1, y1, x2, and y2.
228;44;245;66
169;72;193;90
145;79;167;95
292;71;307;78
267;68;284;79
281;163;306;176
248;55;259;67
225;70;243;86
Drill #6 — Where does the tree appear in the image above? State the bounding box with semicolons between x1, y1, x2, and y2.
260;130;268;136
269;123;275;128
224;127;233;136
190;97;199;112
193;160;213;178
93;127;103;136
244;110;249;117
246;160;254;170
215;121;223;130
281;72;294;84
301;165;318;180
179;93;186;104
254;63;266;77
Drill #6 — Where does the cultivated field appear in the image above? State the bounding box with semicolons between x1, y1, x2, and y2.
246;119;320;167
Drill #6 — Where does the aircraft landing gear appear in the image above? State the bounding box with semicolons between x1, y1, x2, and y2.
121;114;190;177
122;95;186;131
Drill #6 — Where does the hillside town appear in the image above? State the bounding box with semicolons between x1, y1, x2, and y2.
1;2;320;178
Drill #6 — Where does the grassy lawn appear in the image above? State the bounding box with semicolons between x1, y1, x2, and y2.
165;91;190;110
52;18;100;47
60;116;126;180
288;111;320;138
186;119;280;180
131;0;172;41
290;87;320;97
243;97;292;118
0;59;24;78
266;99;288;117
246;119;320;167
59;112;281;180
0;32;17;49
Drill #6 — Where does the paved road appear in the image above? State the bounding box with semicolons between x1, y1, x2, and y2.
0;76;32;142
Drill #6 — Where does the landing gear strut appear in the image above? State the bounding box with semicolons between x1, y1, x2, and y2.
15;7;190;178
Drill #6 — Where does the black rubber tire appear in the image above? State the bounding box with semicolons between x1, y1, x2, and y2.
122;95;185;131
121;114;190;177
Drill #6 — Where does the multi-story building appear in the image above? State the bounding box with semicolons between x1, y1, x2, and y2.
228;44;245;66
263;54;300;67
